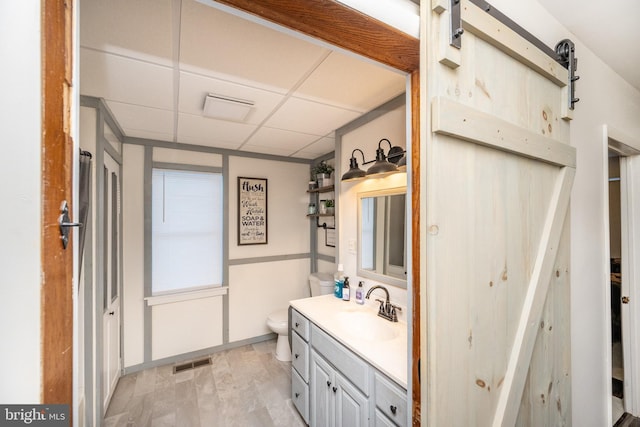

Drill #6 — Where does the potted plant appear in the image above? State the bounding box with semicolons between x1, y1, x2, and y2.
311;161;334;187
325;199;335;215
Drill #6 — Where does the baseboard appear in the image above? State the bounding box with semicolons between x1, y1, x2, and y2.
121;333;276;375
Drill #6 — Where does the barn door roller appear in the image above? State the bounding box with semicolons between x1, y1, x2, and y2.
555;39;580;110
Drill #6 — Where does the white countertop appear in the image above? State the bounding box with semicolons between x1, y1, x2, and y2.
290;294;408;388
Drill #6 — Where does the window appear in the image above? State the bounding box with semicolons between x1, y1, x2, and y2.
152;169;223;295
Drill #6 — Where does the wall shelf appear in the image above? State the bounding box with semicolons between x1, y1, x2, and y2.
307;185;334;194
307;185;335;230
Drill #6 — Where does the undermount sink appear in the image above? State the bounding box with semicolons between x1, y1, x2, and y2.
336;309;399;341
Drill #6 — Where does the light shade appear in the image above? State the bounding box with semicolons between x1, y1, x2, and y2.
397;154;407;171
341;149;367;182
366;139;398;176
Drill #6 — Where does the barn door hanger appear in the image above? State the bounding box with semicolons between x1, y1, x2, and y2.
449;0;463;48
555;39;580;110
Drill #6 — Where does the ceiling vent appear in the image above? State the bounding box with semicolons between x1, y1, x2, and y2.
203;93;254;122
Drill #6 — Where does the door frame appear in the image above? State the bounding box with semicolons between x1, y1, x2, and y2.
604;125;640;419
42;0;75;408
211;1;421;424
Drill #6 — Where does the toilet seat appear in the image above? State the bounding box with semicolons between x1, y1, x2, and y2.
267;309;288;326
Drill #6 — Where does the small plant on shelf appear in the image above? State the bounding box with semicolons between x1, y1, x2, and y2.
311;161;335;187
325;199;335;215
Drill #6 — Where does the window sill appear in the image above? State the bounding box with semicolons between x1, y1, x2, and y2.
145;286;228;306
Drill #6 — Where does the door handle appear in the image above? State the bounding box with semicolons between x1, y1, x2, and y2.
622;296;630;304
108;311;115;315
58;200;82;249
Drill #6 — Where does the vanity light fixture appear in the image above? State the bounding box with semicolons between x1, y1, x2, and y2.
342;139;407;182
341;149;367;182
366;138;400;177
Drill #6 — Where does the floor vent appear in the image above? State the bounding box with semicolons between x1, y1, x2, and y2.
173;357;211;374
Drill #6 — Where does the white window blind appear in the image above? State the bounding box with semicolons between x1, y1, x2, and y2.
152;169;223;295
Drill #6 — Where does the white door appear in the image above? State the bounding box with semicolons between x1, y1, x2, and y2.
607;129;640;417
102;152;121;410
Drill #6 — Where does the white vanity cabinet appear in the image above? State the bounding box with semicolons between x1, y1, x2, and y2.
290;307;407;427
291;309;311;424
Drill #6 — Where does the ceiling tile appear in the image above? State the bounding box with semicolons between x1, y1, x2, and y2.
176;113;257;148
106;101;174;136
80;0;174;66
178;72;285;124
295;51;407;111
295;136;337;159
179;0;330;92
244;127;321;151
265;98;361;136
81;48;174;110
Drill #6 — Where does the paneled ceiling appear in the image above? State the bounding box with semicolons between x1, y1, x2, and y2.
79;0;407;159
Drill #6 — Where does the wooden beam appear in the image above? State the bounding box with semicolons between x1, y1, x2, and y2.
213;0;420;73
42;0;74;408
432;97;576;167
461;0;567;87
492;166;575;426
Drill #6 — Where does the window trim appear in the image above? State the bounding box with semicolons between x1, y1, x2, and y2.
145;286;229;306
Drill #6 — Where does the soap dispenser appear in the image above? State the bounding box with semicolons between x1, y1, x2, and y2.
342;277;350;301
334;264;344;298
355;281;365;304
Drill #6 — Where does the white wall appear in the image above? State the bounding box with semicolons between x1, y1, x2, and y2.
120;146;311;367
228;156;311;341
339;105;409;318
459;0;640;424
0;1;43;403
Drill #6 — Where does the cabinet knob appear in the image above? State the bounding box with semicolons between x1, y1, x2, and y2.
332;386;337;393
295;322;300;327
390;405;397;415
295;353;299;359
295;392;300;399
327;381;331;387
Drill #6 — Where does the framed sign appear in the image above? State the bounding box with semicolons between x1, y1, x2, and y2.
238;177;268;245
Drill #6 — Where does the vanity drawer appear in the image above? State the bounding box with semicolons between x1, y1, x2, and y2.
374;373;407;427
291;309;310;341
310;323;370;395
291;330;309;381
292;368;309;424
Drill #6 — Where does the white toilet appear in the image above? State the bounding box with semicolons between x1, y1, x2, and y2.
267;272;334;362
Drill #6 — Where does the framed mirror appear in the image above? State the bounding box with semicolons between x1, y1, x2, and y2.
358;187;407;288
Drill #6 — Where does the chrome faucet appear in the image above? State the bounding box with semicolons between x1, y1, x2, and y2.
365;285;401;322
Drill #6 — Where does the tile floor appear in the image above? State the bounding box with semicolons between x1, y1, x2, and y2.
103;339;306;427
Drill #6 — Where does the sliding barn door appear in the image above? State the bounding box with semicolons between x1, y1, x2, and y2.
423;1;575;425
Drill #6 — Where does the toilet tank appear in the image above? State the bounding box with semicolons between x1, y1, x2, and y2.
309;272;334;296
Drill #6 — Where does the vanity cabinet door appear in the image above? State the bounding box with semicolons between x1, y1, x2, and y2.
310;350;370;427
310;351;333;427
335;371;368;427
